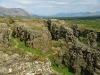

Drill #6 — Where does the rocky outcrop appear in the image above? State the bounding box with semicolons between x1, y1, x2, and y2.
0;51;58;75
46;19;100;75
97;32;100;43
11;18;100;75
0;23;9;47
63;45;100;75
0;19;58;75
12;19;51;52
70;25;98;47
47;19;73;41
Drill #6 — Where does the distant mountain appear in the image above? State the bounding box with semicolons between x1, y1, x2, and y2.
52;12;100;17
0;6;31;17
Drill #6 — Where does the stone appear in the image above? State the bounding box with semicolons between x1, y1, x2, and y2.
0;23;9;47
46;19;100;75
12;19;51;52
1;18;100;75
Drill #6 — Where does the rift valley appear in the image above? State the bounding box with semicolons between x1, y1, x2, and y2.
0;17;100;75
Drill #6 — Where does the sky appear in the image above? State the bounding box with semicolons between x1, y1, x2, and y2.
0;0;100;16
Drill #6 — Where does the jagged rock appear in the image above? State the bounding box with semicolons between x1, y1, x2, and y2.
12;19;51;52
97;32;100;45
0;51;59;75
47;19;73;41
1;18;100;75
86;31;97;47
46;19;100;75
70;25;81;38
0;23;9;47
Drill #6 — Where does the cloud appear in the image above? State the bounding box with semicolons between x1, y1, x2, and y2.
0;0;100;15
72;0;100;6
11;0;34;4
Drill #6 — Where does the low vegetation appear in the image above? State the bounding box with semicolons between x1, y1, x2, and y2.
79;37;88;44
50;57;74;75
66;19;100;31
3;17;100;75
9;35;78;75
10;37;42;56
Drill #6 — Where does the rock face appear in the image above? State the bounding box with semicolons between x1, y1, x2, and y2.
71;25;97;47
12;19;51;52
0;51;58;75
47;19;73;41
0;18;58;75
46;19;100;75
97;32;100;43
1;18;100;75
0;23;9;47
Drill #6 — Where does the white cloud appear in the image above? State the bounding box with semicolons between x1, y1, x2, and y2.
0;0;100;15
57;2;69;5
11;0;34;4
71;0;100;6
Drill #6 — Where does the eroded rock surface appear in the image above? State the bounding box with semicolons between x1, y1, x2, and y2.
46;19;100;75
0;18;100;75
0;51;58;75
0;23;9;47
12;19;51;52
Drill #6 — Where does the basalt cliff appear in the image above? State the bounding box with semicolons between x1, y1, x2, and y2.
0;18;100;75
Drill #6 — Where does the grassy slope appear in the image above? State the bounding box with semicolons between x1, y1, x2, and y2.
66;19;100;31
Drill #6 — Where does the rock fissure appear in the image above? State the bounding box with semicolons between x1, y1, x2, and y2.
0;18;100;75
46;19;100;75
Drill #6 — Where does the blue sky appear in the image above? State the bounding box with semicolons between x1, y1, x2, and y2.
0;0;100;15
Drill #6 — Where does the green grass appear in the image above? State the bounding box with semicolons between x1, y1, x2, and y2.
9;37;16;47
10;37;81;75
11;37;42;56
66;19;100;31
79;37;87;44
52;65;74;75
43;50;53;57
97;42;100;46
49;56;81;75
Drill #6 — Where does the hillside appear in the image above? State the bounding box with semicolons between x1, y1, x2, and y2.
0;6;31;17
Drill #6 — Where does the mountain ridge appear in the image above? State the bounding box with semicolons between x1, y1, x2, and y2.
52;11;100;17
32;11;100;17
0;6;31;17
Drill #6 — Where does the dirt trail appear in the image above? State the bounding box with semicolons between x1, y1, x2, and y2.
14;39;18;48
9;24;18;48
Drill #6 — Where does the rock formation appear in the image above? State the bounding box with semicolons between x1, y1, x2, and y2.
0;18;100;75
0;23;9;47
12;19;51;52
0;51;58;75
46;19;100;75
